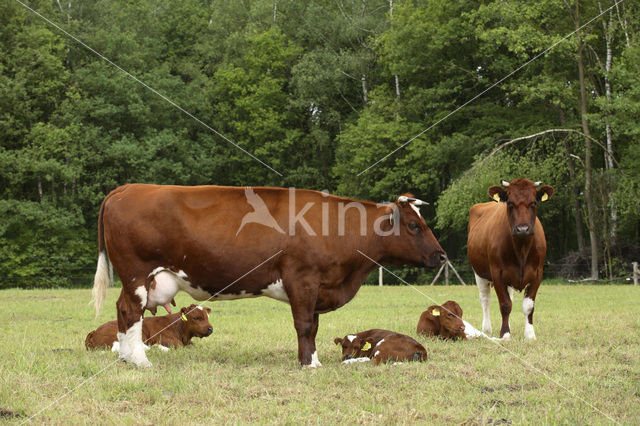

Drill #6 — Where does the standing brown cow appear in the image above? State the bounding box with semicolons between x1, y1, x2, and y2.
467;178;553;340
92;185;445;367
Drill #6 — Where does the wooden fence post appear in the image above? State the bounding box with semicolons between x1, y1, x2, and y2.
633;262;638;286
379;266;383;286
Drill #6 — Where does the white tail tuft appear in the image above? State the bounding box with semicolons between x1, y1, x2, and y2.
92;251;110;318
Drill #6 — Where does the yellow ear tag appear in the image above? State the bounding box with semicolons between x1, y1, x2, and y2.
432;308;440;317
181;312;188;322
541;192;549;202
493;193;501;202
361;342;372;351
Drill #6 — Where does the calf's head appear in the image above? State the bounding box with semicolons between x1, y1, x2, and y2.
488;179;553;237
333;334;375;360
381;194;446;268
181;304;213;338
437;300;465;338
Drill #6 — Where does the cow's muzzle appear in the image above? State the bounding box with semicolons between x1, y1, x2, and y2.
205;327;213;336
513;224;533;236
425;251;447;268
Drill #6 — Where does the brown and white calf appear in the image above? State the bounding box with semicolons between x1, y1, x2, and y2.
335;329;427;365
85;305;212;351
334;329;400;361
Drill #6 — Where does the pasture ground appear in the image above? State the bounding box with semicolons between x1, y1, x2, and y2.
0;284;638;424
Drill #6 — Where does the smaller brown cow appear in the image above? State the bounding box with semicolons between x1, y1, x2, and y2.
417;300;466;340
334;329;400;361
86;305;212;351
369;334;428;365
334;329;427;365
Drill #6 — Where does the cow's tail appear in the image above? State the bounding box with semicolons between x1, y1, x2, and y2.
91;198;111;319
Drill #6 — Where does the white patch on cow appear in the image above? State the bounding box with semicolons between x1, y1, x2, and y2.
196;305;203;310
308;351;322;368
523;297;536;340
507;286;514;302
261;279;290;303
462;320;487;339
148;267;165;278
117;331;129;360
126;317;152;368
409;203;421;217
376;338;385;347
501;332;511;341
392;362;404;365
475;272;492;335
342;357;371;364
135;286;147;309
147;269;212;310
374;350;380;357
111;341;120;352
156;344;170;352
347;335;357;343
183;255;186;262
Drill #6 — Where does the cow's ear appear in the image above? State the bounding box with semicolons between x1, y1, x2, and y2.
536;185;554;202
204;306;212;314
334;337;343;345
488;186;507;202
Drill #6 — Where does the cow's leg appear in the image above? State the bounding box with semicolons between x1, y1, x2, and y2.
116;286;151;367
494;282;512;340
287;287;321;367
523;284;539;340
474;272;492;335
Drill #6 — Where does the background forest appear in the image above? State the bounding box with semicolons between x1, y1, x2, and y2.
1;0;638;288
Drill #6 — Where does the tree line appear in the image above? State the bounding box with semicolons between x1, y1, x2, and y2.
1;0;638;288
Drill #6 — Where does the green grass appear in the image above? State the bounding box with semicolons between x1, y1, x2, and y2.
0;284;638;424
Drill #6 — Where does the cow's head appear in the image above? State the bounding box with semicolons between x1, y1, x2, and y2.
437;300;466;339
488;179;554;237
181;304;213;338
381;193;446;268
334;334;375;360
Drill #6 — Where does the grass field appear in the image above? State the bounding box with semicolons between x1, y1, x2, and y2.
0;284;638;424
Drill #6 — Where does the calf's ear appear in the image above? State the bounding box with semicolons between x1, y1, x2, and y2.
204;307;212;314
488;186;507;202
536;185;554;202
334;337;343;345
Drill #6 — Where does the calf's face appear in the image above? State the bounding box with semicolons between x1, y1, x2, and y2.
438;300;465;336
181;305;213;337
334;335;374;360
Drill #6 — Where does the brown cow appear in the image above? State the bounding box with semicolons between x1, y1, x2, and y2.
85;305;212;351
92;185;445;367
417;300;466;340
467;178;553;340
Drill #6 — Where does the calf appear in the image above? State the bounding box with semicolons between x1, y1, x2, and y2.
334;329;400;361
369;334;428;365
86;305;212;351
417;300;466;340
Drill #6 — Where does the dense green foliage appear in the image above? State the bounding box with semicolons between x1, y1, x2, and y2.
1;0;638;287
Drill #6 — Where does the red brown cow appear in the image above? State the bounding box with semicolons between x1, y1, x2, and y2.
92;184;445;367
85;304;213;351
467;178;553;340
370;334;428;365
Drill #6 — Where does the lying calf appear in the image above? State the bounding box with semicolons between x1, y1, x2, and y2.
85;304;212;351
417;300;484;340
335;329;427;365
334;329;399;361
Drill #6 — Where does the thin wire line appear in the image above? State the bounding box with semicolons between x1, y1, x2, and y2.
22;250;283;424
357;0;624;176
12;0;282;177
356;249;620;425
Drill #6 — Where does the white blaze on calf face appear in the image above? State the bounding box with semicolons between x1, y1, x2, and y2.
376;338;385;347
346;335;357;343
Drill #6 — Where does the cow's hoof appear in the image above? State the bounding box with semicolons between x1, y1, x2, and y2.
135;359;153;368
500;332;511;341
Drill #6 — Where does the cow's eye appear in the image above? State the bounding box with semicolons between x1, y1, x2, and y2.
408;222;420;231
